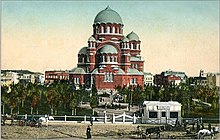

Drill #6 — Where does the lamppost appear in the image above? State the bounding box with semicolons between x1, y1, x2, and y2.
129;85;133;111
90;73;93;97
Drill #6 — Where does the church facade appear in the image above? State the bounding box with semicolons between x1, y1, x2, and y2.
70;6;145;90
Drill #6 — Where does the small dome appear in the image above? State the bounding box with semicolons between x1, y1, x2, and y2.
91;68;99;74
78;47;88;54
94;6;123;25
88;36;96;42
128;68;143;75
118;68;125;74
98;44;118;54
71;67;86;74
122;36;129;42
127;31;139;41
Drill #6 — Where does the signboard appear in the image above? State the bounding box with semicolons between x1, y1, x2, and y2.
157;105;170;110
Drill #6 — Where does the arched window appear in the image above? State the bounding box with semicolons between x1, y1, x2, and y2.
105;55;107;62
84;55;87;63
110;56;113;62
104;26;107;33
115;56;117;62
98;26;101;33
133;43;136;49
100;55;103;62
115;27;118;33
95;26;98;34
104;72;113;82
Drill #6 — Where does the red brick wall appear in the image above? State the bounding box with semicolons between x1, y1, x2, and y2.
94;74;144;90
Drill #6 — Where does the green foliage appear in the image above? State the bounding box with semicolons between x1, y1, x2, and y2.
114;83;219;118
2;80;219;119
90;84;99;109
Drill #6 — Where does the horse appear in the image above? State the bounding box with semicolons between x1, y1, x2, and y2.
38;116;54;127
1;114;17;125
197;129;214;139
38;116;54;122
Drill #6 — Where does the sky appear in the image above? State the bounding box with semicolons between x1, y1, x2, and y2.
1;1;219;76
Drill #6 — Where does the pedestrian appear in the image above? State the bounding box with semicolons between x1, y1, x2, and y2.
90;115;93;126
208;123;211;131
86;125;92;139
196;122;200;132
136;126;141;137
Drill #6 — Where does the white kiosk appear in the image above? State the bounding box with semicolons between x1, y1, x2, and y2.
142;101;182;124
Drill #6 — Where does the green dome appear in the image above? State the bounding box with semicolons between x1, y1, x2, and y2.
128;68;143;75
78;47;88;54
127;31;139;41
98;44;118;54
71;67;86;74
88;36;96;42
91;68;99;74
122;36;129;42
94;6;123;25
118;68;125;74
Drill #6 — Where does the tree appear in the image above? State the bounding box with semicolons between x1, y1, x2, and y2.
90;84;99;115
69;92;78;115
211;87;219;110
132;85;144;106
7;84;19;114
16;82;28;108
45;83;60;115
1;85;9;114
144;85;155;101
27;83;41;115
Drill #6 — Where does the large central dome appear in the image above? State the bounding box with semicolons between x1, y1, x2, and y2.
94;6;123;25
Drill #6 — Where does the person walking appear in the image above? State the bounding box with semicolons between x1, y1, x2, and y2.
208;123;211;131
86;125;92;139
90;115;93;126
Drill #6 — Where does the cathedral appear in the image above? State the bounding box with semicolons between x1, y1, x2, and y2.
71;6;145;90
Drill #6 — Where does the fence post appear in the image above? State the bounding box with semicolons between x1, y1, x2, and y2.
123;112;125;124
64;115;67;122
104;112;107;123
112;113;115;124
84;115;86;123
133;114;136;124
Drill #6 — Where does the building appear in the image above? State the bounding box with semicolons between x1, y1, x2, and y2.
154;70;186;87
142;101;182;124
35;72;45;84
144;72;154;86
1;71;19;86
1;70;43;86
163;70;187;82
45;70;70;84
189;70;220;88
70;6;145;90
